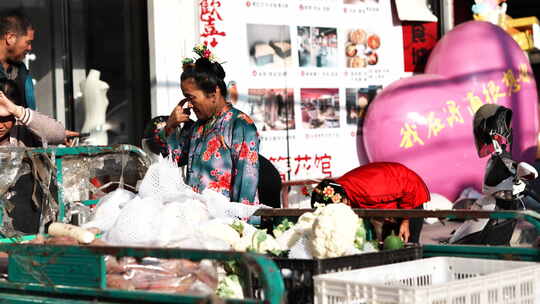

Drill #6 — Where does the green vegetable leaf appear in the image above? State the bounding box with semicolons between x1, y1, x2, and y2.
230;220;245;237
354;220;366;250
255;230;268;243
250;230;268;252
223;260;241;275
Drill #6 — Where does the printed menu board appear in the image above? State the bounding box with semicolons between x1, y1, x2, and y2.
198;0;405;181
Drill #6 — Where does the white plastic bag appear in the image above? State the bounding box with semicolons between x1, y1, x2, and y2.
102;196;163;246
138;156;191;201
82;188;136;231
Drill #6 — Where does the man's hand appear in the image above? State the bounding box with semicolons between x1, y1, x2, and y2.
398;219;410;243
64;130;81;147
0;91;20;117
165;98;191;136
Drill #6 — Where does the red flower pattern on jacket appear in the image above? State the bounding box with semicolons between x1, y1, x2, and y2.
203;136;222;161
208;170;231;192
235;141;258;164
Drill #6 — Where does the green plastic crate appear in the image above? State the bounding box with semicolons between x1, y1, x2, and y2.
0;244;285;304
8;245;106;288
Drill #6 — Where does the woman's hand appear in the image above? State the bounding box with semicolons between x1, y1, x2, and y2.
398;219;410;243
0;91;20;117
64;130;81;147
165;98;191;136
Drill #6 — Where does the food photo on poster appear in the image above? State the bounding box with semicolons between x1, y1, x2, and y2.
346;28;382;68
297;26;338;68
247;88;295;131
246;24;292;68
300;88;340;129
345;85;382;128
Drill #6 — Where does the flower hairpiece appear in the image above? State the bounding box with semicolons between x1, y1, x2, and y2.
313;185;343;204
182;43;219;66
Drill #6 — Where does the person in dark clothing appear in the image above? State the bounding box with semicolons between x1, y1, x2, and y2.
0;10;78;144
0;10;36;109
258;154;282;208
141;115;170;162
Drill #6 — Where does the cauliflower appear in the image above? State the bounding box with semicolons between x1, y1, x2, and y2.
247;229;283;255
275;227;302;250
216;274;244;299
294;212;317;233
233;235;252;252
309;203;359;258
230;219;245;236
203;220;241;249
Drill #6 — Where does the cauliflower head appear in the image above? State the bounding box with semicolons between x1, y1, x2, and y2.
309;203;359;258
203;221;241;249
247;229;283;255
294;212;317;233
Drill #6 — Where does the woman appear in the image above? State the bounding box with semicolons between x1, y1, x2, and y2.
0;86;66;233
311;162;430;243
154;53;260;204
0;87;65;147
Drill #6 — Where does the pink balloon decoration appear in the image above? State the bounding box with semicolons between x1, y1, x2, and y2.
363;21;538;201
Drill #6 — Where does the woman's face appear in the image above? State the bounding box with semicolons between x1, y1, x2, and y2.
0;117;14;140
181;79;216;121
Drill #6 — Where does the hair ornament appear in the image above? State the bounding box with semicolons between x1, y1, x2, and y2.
182;43;220;66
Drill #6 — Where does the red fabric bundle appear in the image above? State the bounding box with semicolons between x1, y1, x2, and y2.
336;162;430;209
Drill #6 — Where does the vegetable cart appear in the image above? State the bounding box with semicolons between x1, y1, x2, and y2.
0;145;149;236
0;244;286;304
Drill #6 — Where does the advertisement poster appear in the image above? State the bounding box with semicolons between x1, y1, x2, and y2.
198;0;405;183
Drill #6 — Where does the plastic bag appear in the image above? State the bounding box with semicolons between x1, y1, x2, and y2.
156;201;200;246
105;258;218;296
102;196;163;246
201;188;268;219
138;156;191;201
82;188;136;231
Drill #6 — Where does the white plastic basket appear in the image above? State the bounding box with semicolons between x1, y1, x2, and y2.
313;257;540;304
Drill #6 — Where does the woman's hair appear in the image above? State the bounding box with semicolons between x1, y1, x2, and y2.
181;57;227;98
310;179;349;208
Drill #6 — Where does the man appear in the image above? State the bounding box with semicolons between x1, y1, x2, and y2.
0;10;35;110
0;10;78;143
